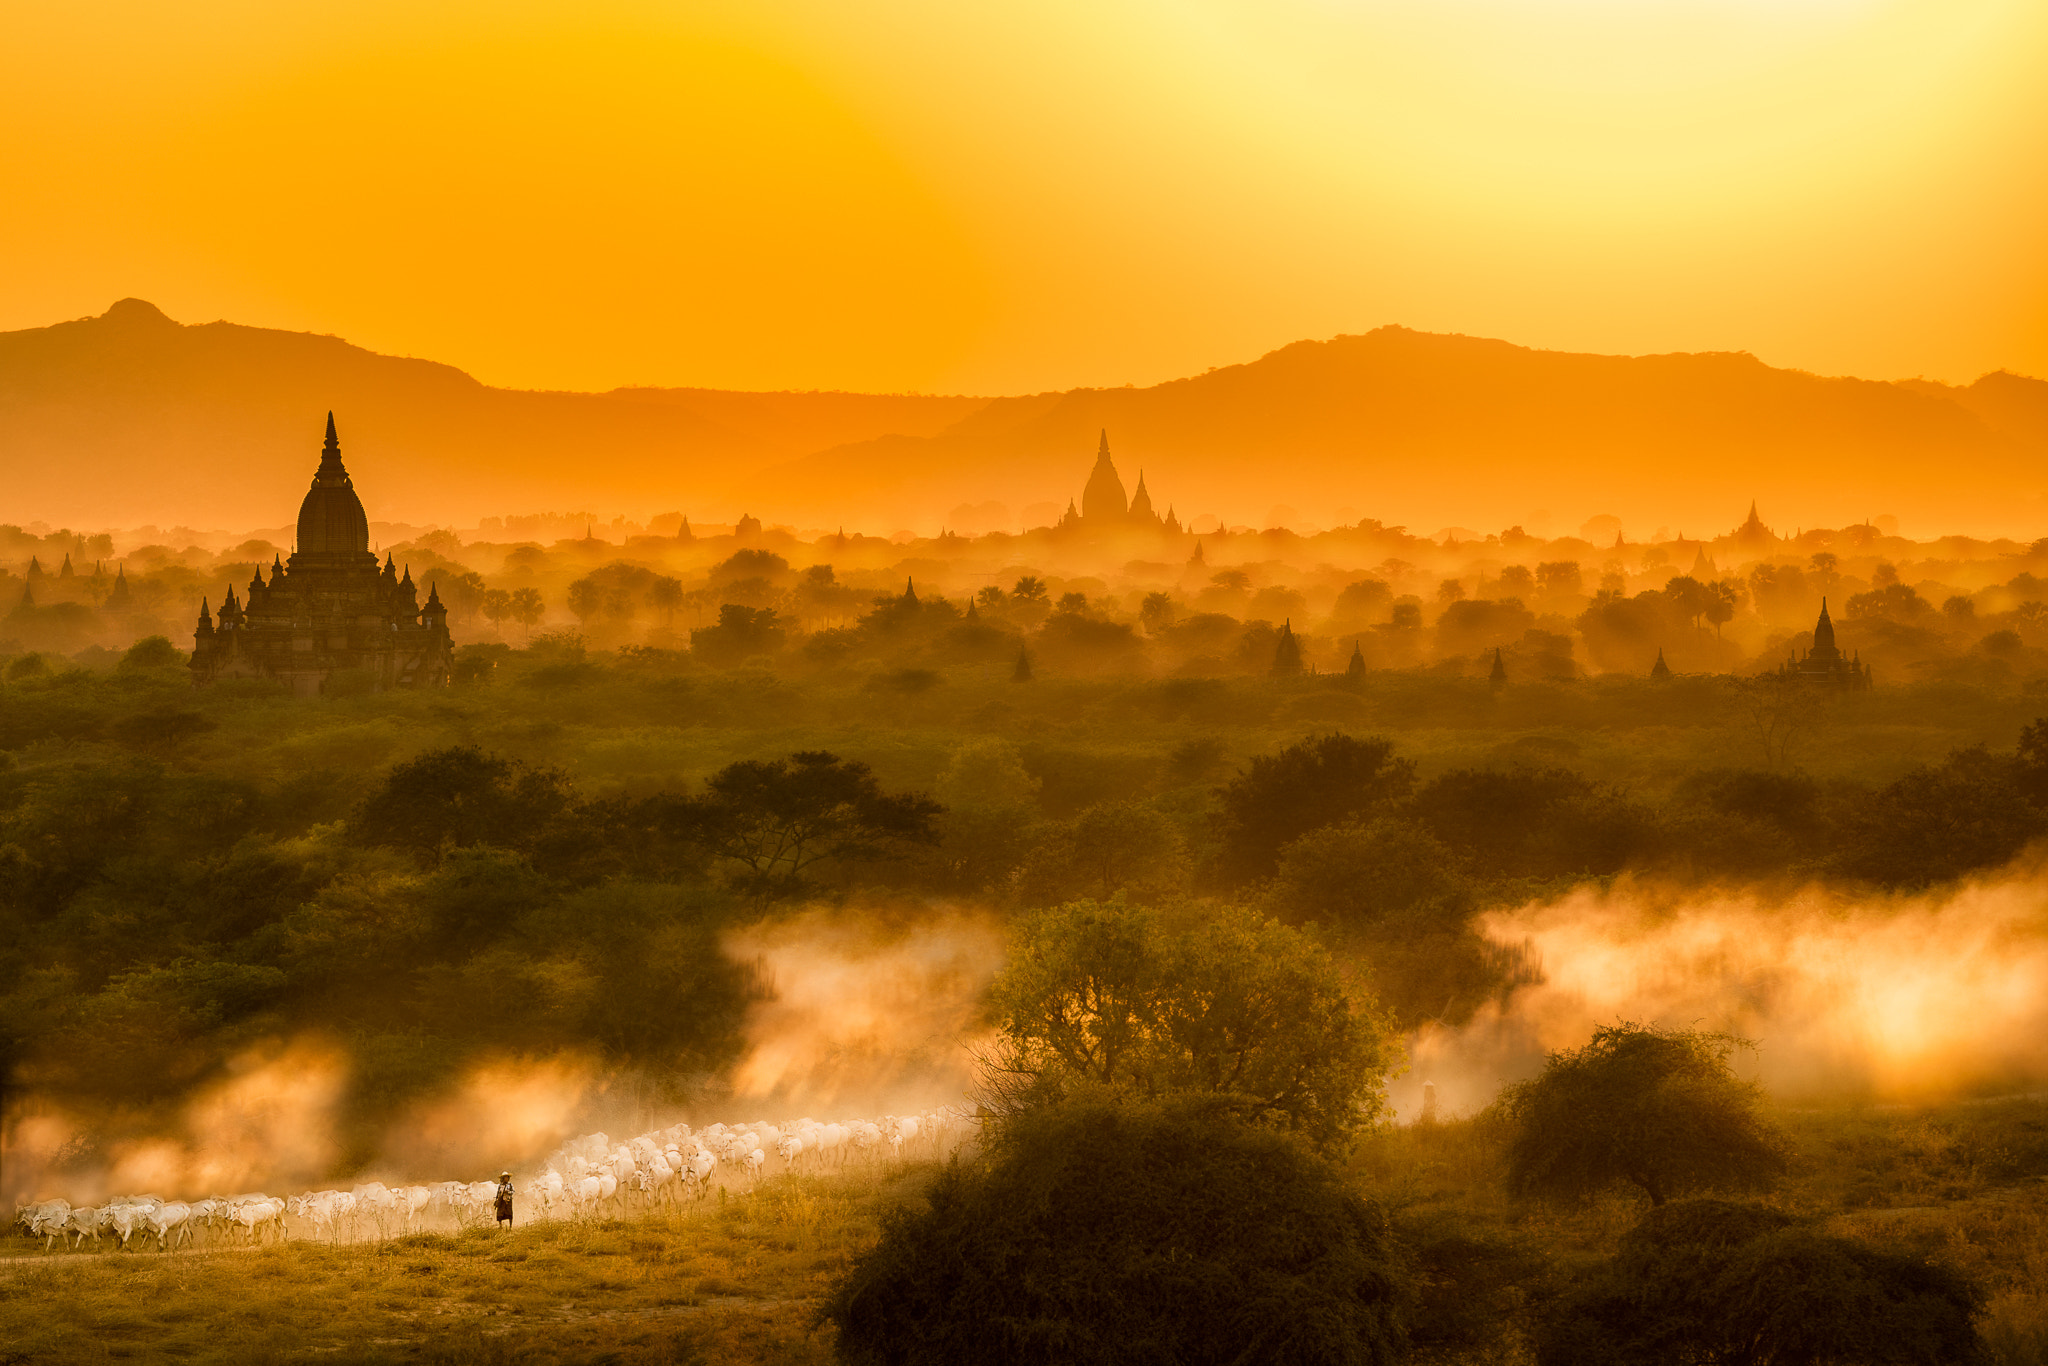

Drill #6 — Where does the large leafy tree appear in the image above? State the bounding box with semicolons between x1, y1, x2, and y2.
983;899;1398;1151
687;750;940;897
1500;1023;1789;1207
822;1092;1413;1366
1214;733;1416;882
351;746;574;863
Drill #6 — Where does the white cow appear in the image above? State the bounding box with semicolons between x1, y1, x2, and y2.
146;1202;193;1251
227;1197;286;1245
399;1186;435;1231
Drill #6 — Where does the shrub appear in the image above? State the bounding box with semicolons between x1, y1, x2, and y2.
1499;1023;1788;1206
821;1093;1413;1366
1536;1198;1984;1365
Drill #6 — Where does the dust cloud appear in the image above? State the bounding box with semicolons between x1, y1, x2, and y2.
1393;858;2048;1122
4;1038;348;1206
722;905;1007;1119
4;908;1006;1205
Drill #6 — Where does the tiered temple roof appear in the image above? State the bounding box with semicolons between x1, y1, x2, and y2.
190;414;452;694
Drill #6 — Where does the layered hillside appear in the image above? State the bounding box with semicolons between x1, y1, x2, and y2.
3;301;2045;537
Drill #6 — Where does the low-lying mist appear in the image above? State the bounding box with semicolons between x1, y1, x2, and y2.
1396;857;2048;1121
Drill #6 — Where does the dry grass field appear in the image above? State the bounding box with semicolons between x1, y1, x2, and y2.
7;1099;2048;1365
0;1167;934;1366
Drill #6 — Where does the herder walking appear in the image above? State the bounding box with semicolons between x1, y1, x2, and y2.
494;1171;514;1229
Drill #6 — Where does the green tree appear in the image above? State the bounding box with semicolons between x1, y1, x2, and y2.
1500;1024;1789;1207
1536;1199;1983;1366
983;899;1398;1150
1264;819;1513;1026
934;738;1039;811
1138;590;1176;634
118;635;184;670
690;604;786;665
821;1092;1413;1366
1017;800;1188;903
352;747;574;864
1833;746;2047;887
687;751;940;897
507;586;546;640
1215;733;1417;882
480;588;511;635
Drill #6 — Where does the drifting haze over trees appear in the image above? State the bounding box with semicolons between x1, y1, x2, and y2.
6;299;2048;534
17;492;2048;692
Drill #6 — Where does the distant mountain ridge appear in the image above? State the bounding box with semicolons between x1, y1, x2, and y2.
2;300;2044;537
0;299;985;530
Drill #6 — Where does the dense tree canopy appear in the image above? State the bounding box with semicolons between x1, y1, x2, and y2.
1214;733;1416;881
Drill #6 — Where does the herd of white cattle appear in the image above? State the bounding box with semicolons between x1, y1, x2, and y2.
11;1105;974;1256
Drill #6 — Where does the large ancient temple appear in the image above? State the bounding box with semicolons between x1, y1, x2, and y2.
1056;431;1181;534
190;414;452;694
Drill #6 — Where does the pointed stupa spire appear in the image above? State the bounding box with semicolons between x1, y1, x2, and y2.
903;576;918;605
59;553;73;578
1129;469;1157;522
1081;430;1129;522
1346;639;1366;678
1650;647;1671;680
1489;647;1507;686
1812;596;1838;657
313;411;348;481
1271;619;1302;675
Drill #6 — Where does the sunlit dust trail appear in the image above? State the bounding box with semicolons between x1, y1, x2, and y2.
722;905;1007;1118
1392;861;2048;1122
375;1055;597;1182
1;1038;351;1206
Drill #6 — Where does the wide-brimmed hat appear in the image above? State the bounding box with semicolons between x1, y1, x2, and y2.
500;1171;510;1178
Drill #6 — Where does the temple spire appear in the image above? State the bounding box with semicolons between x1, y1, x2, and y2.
315;411;348;480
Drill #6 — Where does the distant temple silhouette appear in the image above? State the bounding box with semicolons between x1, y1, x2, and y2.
1773;598;1870;689
1058;432;1181;534
189;414;452;694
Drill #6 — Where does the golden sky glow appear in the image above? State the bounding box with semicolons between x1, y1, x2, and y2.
3;0;2045;394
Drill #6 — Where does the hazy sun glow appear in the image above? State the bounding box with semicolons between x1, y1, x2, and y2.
3;0;2044;392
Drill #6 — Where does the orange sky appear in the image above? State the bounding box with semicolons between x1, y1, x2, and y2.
3;0;2045;396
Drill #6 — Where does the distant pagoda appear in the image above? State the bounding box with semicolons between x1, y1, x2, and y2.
190;414;452;694
1063;431;1172;532
1772;599;1869;690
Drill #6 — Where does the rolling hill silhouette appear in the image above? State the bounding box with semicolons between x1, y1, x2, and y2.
3;300;2044;536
